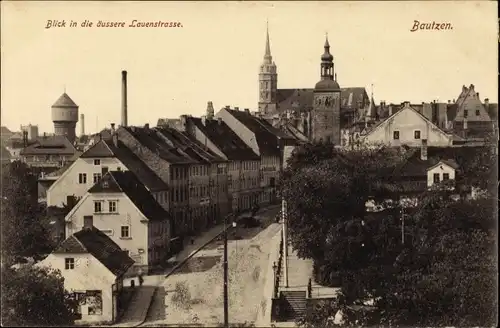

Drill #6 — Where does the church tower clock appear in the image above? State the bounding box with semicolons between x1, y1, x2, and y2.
311;34;341;144
258;22;278;115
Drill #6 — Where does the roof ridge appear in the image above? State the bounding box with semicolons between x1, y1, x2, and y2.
71;234;89;252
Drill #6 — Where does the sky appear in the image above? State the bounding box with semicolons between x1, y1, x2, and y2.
1;1;498;135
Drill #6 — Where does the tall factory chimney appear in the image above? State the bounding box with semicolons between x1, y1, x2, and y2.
80;114;85;136
121;70;128;127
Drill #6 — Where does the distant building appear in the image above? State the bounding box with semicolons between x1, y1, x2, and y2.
362;102;455;147
52;93;79;143
20;135;80;169
257;27;371;143
37;227;134;325
20;124;39;140
64;171;172;273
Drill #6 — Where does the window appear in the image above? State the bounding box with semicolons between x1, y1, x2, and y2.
433;173;440;184
443;173;450;181
93;173;102;183
83;216;93;229
122;249;129;255
101;167;109;175
475;109;480;116
463;110;468;118
78;173;87;184
121;226;130;238
108;201;117;213
65;258;75;270
93;159;100;165
94;201;102;213
117;167;122;171
393;131;400;140
414;130;421;140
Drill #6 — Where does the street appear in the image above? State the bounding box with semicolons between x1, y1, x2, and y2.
142;206;282;326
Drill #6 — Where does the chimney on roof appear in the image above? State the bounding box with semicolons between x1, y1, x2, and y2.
388;105;393;116
476;92;479;98
121;71;128;127
484;98;489;107
470;84;475;91
217;117;222;125
448;100;451;104
111;123;118;147
144;123;149;129
225;105;230;110
80;114;85;136
179;115;188;132
420;139;428;161
244;108;250;114
201;115;207;126
404;101;410;108
453;98;456;103
206;101;214;120
462;85;467;92
234;106;239;111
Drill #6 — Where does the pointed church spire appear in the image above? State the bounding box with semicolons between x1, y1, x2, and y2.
325;32;330;48
264;20;272;61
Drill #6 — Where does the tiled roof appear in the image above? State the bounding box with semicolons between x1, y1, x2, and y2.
188;117;259;161
225;109;281;156
277;89;314;112
275;87;369;113
53;227;134;277
157;118;181;127
89;171;170;221
1;126;12;135
121;127;195;164
486;103;498;121
20;135;77;155
52;93;78;108
45;162;73;177
154;126;225;164
82;139;167;191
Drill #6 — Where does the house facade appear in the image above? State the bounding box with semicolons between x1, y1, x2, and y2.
65;171;172;272
216;107;283;206
180;113;262;213
37;227;134;325
363;102;454;147
47;135;169;212
427;160;458;188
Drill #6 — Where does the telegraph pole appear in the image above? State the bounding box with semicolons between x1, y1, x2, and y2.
282;198;289;287
223;214;229;328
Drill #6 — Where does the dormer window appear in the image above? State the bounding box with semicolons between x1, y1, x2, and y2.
475;109;480;116
463;110;468;118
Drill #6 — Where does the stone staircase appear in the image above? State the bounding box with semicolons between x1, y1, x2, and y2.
280;291;307;321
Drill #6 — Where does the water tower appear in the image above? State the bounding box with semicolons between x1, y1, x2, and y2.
51;92;79;142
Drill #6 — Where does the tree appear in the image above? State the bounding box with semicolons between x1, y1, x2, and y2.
1;265;79;326
286;143;497;327
1;161;53;264
282;143;407;260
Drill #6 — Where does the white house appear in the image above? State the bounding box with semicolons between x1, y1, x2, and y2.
65;170;172;273
46;135;169;211
363;102;454;147
37;227;134;325
427;159;459;188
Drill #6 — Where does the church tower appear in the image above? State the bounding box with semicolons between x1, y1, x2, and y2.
258;22;278;115
311;35;341;144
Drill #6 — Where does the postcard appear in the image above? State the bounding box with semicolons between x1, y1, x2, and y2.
1;1;497;327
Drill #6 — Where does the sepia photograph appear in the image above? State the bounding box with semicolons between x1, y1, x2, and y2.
1;1;498;327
